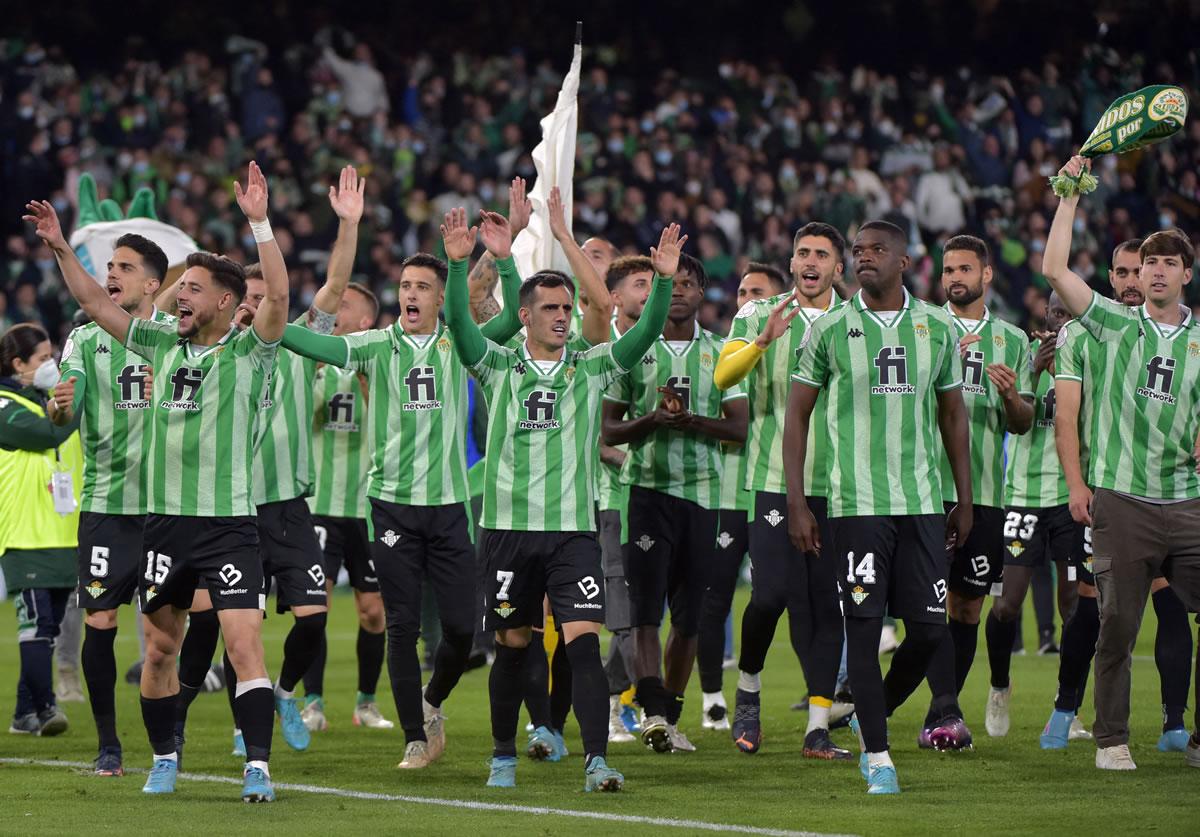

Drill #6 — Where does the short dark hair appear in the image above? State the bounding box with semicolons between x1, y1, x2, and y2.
113;233;168;281
793;222;847;259
677;252;708;288
186;252;246;303
519;270;576;308
1112;237;1143;265
605;255;654;292
400;253;448;284
743;262;788;292
0;323;49;376
1139;230;1195;266
346;281;380;321
943;234;990;266
858;220;907;248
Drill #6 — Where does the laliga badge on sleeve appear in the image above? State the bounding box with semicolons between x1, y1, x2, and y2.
51;470;77;516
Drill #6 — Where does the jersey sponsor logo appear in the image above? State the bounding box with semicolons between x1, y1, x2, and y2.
577;576;601;599
665;376;691;411
1137;355;1177;404
641;354;656;367
846;328;865;339
115;364;152;410
162;366;204;411
218;564;243;586
932;579;948;603
1037;389;1056;428
634;534;655;552
403;366;441;410
519;390;560;430
850;585;868;605
84;580;107;599
325;391;359;430
494;601;516;619
380;529;400;547
716;531;734;549
763;509;784;527
871;346;915;395
95;344;110;354
307;563;326;586
961;350;986;395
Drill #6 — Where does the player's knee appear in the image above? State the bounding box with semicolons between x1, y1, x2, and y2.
901;620;946;655
292;611;327;644
991;597;1020;623
440;630;473;659
495;628;532;649
947;593;983;623
358;596;385;633
85;608;118;630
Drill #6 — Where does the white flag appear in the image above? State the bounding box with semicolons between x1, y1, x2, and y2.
509;39;582;286
70;218;199;283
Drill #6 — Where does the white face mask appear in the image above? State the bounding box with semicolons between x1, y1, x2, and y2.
32;360;60;391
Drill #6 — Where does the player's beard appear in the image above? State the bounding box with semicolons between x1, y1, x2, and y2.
945;282;983;307
1118;286;1145;306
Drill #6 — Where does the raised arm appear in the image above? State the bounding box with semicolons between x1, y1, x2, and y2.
611;224;687;369
468;252;500;324
784;381;822;552
441;209;487;367
311;165;365;322
23;200;132;340
714;292;800;390
281;324;351;367
476;209;522;343
547;185;610;346
1042;156;1096;316
235;161;288;343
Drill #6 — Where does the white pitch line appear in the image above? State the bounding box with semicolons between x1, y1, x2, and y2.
1;758;858;837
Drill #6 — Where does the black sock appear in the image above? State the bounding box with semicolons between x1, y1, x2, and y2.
140;694;177;757
356;627;386;697
176;609;220;731
636;676;668;718
19;639;55;713
922;630;962;723
235;683;274;763
845;616;887;751
302;630;328;698
424;631;472;708
1153;587;1193;731
1055;596;1099;712
82;625;119;749
884;620;945;717
278;613;327;693
737;600;782;675
664;690;685;726
550;635;573;732
949;617;979;696
985;610;1019;690
564;633;608;766
490;643;530;758
523;634;552;729
223;650;238;719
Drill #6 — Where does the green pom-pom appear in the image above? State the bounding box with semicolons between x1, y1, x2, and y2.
1048;170;1099;198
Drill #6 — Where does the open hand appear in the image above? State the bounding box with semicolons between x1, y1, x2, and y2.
234;161;269;222
440;207;478;261
650;223;688;277
328;165;365;224
22;200;69;252
509;177;532;237
478;210;512;259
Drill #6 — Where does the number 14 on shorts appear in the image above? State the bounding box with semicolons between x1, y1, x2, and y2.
847;551;875;604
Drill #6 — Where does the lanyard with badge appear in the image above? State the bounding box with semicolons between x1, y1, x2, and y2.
50;445;76;516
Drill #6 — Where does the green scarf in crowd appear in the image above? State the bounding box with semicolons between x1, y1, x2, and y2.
1049;84;1188;197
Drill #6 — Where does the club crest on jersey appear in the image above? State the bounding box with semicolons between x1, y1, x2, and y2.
701;353;713;369
1189;342;1200;358
763;509;784;527
913;323;929;339
716;531;733;549
85;580;106;599
850;585;868;605
1006;540;1025;558
494;601;516;619
635;534;655;552
437;337;451;353
993;334;1006;350
565;365;576;380
381;529;400;547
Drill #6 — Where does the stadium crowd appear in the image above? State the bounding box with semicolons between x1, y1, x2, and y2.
3;36;1200;344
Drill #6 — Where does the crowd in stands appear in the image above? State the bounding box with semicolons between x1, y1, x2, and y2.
3;33;1199;342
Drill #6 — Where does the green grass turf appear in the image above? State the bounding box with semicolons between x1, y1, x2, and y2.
0;588;1193;836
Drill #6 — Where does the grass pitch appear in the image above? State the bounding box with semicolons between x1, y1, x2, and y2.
0;589;1193;836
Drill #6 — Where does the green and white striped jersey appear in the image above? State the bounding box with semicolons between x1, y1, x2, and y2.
937;307;1033;508
307;365;371;519
252;316;320;506
339;321;472;507
727;293;841;496
1054;318;1101;474
60;308;175;515
1004;341;1068;507
470;339;626;531
124;318;277;517
597;323;627;514
1074;292;1200;500
792;289;962;517
716;443;751;512
604;323;746;509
